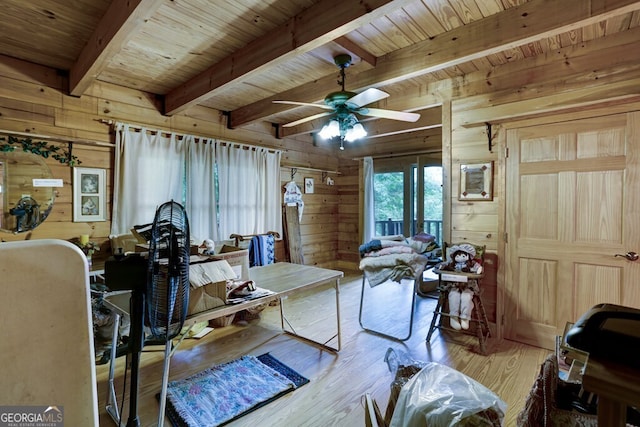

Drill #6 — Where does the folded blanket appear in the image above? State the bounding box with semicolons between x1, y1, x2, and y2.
359;239;382;257
364;245;414;257
359;253;429;287
374;234;406;241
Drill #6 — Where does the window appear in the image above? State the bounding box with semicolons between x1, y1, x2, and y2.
373;157;442;245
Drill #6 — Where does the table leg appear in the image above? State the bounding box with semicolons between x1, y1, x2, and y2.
279;279;341;353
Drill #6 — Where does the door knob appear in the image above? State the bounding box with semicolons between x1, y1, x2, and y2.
614;251;639;261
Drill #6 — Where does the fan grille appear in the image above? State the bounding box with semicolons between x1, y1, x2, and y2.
146;201;190;340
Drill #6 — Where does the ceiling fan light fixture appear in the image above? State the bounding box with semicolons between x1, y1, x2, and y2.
346;122;367;142
319;119;340;139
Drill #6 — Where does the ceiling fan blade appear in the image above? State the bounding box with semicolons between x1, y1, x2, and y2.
282;111;334;128
346;88;389;108
360;108;421;122
273;100;332;110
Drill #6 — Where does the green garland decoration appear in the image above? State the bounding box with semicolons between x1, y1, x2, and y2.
0;135;81;166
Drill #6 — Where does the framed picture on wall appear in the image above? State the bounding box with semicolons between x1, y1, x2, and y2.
73;167;107;222
304;177;314;194
459;161;493;201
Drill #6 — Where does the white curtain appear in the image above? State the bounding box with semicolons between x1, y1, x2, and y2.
216;142;282;240
111;123;186;235
186;136;217;243
363;156;375;243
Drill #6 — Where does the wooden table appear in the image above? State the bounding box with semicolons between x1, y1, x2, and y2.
184;262;344;353
102;262;343;424
582;357;640;426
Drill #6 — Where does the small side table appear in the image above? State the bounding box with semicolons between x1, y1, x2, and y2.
582;357;640;426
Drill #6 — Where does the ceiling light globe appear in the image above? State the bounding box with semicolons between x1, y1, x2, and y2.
318;124;332;139
318;119;339;139
352;123;367;139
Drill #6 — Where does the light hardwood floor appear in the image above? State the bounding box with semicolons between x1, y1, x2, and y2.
95;271;550;426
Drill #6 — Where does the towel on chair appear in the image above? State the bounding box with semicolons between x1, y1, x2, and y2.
249;234;275;267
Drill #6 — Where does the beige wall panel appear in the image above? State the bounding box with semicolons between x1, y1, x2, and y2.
449;231;497;251
339;193;358;204
451;212;498;231
519;174;558;240
576;170;623;244
458;77;640;127
62;92;98;115
56;108;109;134
0;55;63;88
451;200;499;215
1;220;111;242
0;118;112;143
446;25;640;104
517;258;557;324
451;141;496;162
69;146;113;169
0;104;55;126
299;222;338;236
0;75;62;108
85;80;163;110
520;135;560;162
98;98;172;129
574;264;622;318
0;97;55;124
577;126;626;158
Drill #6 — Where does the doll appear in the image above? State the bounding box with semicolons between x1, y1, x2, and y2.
199;239;216;255
439;244;482;330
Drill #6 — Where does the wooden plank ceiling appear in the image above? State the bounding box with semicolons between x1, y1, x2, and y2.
1;0;639;144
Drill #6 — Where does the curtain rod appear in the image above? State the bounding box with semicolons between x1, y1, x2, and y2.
0;128;114;147
352;148;442;161
282;164;340;174
106;120;284;154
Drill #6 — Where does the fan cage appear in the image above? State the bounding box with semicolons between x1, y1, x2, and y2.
146;201;190;340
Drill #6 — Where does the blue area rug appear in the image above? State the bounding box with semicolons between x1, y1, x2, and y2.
164;353;309;427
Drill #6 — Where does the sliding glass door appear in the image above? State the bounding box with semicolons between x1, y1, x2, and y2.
373;156;442;245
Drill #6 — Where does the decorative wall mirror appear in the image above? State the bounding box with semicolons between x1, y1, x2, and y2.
0;150;58;233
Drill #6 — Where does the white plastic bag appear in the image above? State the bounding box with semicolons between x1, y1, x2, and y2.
389;362;506;427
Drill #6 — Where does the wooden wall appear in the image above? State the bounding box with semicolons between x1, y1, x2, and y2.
0;55;342;268
332;24;640;331
278;166;339;268
3;19;640;335
441;24;640;332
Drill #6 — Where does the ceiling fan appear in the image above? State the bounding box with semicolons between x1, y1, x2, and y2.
274;54;420;145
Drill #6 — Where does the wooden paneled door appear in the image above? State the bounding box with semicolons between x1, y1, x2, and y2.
504;111;640;350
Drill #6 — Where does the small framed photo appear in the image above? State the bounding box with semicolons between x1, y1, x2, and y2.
73;167;107;222
459;161;493;201
304;177;314;194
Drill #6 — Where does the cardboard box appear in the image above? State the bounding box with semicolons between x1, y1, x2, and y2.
187;281;227;315
211;245;250;280
187;259;237;315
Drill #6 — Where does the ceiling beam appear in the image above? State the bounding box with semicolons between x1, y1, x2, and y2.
229;0;640;128
69;0;165;96
333;36;377;67
163;0;413;116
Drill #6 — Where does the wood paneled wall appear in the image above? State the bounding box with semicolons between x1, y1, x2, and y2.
278;166;340;269
441;25;640;334
3;18;640;335
0;56;341;262
332;25;640;333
